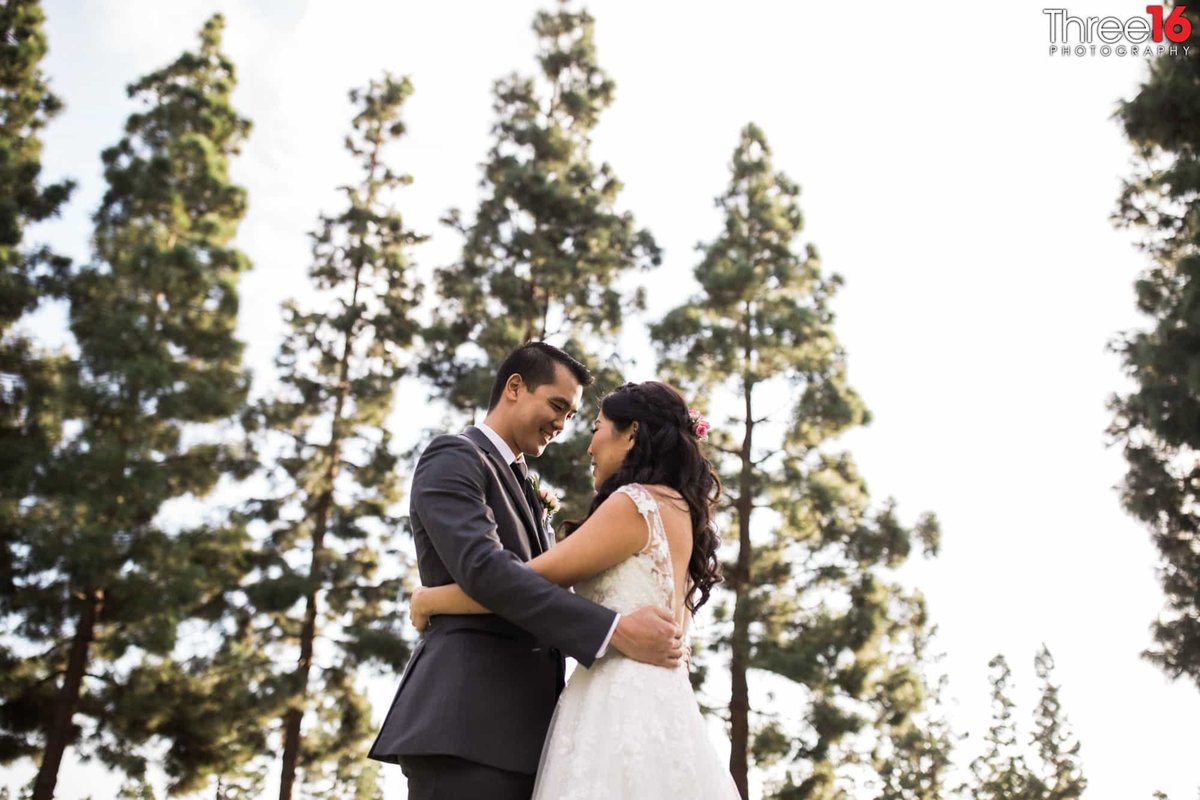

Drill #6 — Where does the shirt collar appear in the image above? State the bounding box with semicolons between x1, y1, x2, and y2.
477;421;521;466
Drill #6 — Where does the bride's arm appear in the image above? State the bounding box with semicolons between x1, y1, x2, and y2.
410;492;649;629
409;584;486;631
527;491;648;585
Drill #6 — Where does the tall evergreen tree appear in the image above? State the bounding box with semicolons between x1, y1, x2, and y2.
0;0;75;707
1030;646;1086;800
420;0;658;513
962;649;1087;800
1110;5;1200;691
965;655;1037;800
1;16;256;798
0;0;73;329
869;612;956;800
234;74;421;800
652;123;938;799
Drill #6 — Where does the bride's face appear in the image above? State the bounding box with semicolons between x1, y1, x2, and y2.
587;410;636;489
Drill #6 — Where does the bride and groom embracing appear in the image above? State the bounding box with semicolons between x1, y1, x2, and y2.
369;342;741;800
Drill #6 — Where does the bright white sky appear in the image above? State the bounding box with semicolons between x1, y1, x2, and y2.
7;1;1200;798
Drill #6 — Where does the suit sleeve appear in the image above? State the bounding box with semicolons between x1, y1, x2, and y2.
412;435;616;666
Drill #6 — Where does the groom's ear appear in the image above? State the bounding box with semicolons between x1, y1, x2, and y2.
503;373;524;402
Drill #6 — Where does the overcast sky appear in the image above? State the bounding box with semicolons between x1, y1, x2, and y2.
7;1;1200;798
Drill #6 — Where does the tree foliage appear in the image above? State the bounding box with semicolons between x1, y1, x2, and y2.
1110;4;1200;692
1;15;257;797
653;123;939;800
233;74;422;800
420;0;658;513
0;0;73;328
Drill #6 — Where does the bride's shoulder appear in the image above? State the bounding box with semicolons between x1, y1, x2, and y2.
611;482;656;511
581;487;655;553
637;483;685;507
596;484;647;515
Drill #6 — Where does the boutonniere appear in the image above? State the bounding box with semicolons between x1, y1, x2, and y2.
529;473;561;519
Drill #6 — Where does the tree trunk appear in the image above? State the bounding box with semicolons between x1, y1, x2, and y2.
33;588;103;800
278;244;364;800
278;408;342;800
728;364;755;800
277;555;320;800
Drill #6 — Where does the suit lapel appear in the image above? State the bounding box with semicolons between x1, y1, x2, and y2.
462;427;545;556
517;468;552;554
529;486;553;553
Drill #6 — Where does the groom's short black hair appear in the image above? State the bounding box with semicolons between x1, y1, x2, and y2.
488;342;593;411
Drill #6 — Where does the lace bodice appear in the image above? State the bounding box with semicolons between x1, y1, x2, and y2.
572;483;680;627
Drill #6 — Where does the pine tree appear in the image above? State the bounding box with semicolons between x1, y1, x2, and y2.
1109;5;1200;691
0;0;73;329
1031;646;1086;800
420;0;658;514
966;655;1038;800
233;74;422;800
652;123;938;799
869;611;956;800
0;3;75;745
2;16;256;798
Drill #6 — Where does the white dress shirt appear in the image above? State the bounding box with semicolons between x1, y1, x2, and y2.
477;422;619;658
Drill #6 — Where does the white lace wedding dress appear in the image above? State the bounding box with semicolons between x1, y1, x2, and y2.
531;483;742;800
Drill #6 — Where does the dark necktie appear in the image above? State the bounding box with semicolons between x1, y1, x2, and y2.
510;459;542;522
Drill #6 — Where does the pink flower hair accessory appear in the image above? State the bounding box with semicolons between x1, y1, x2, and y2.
688;408;711;440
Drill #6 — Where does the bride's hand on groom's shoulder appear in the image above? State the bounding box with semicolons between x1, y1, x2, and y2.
409;586;430;634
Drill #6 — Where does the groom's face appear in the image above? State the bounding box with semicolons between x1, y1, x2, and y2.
510;363;583;458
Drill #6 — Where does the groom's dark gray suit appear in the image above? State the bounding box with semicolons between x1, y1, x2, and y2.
368;426;617;787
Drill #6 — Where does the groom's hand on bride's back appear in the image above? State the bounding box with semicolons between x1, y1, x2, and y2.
610;606;685;668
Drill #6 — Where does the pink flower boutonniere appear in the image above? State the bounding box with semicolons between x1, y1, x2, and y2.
530;473;561;519
538;485;561;517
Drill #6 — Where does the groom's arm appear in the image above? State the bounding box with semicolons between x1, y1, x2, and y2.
412;434;617;666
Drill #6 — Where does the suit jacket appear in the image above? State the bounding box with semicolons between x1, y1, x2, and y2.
368;426;617;774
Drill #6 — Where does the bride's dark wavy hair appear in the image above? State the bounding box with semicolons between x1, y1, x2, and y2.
563;381;723;613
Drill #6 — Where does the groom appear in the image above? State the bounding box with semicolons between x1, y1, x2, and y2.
369;342;683;799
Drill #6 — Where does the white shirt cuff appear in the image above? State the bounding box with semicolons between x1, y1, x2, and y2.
596;613;620;658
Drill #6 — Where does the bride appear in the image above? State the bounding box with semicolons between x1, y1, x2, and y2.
411;380;741;799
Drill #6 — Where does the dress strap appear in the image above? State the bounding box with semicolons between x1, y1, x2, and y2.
614;482;658;516
615;483;676;615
